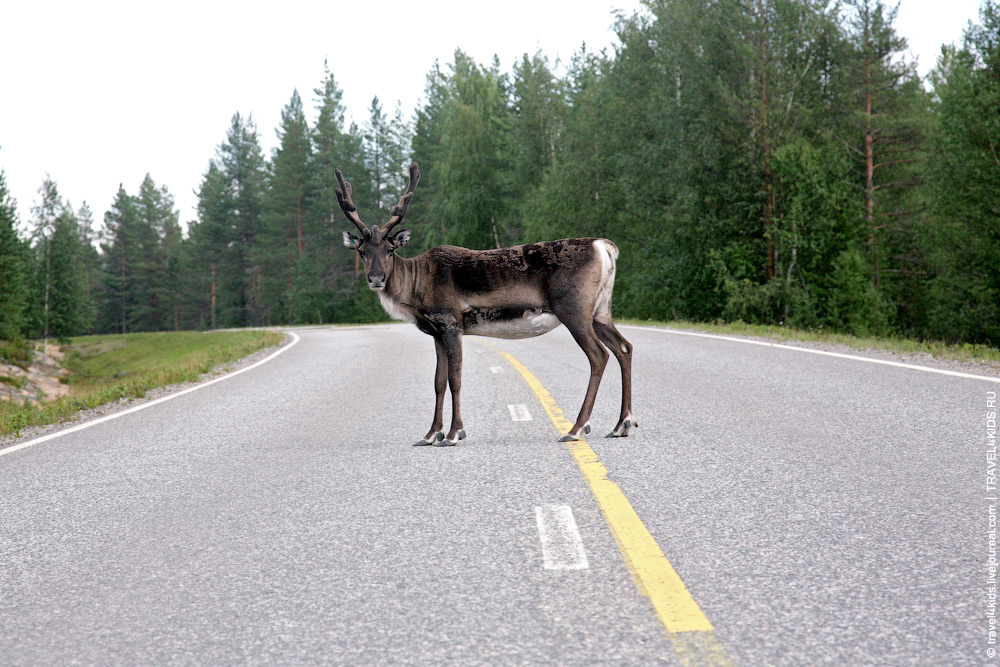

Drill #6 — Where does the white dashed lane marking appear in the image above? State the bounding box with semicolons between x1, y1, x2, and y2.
534;505;589;570
508;404;532;421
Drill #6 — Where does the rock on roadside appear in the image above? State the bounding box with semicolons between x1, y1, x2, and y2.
0;346;71;404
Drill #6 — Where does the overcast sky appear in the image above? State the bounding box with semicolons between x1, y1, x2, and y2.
0;0;986;234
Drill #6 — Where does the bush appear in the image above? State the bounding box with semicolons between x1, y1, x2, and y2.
0;337;32;369
825;249;894;336
720;275;817;329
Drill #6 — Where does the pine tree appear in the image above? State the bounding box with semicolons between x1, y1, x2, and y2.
262;89;315;323
312;62;374;317
100;185;138;333
313;61;368;225
507;52;565;241
364;96;389;218
46;212;92;339
187;162;232;329
76;202;101;284
410;60;451;246
28;178;91;342
511;52;563;193
74;202;100;332
362;97;416;224
134;174;182;331
28;177;65;347
738;0;865;324
842;0;926;306
99;176;182;333
522;46;609;244
0;165;30;341
270;89;313;259
421;50;511;250
217;113;268;327
383;102;414;204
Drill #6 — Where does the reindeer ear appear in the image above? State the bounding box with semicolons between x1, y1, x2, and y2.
391;229;411;248
343;231;361;249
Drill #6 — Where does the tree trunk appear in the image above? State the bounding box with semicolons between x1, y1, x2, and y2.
758;0;775;280
42;240;50;355
861;0;880;289
210;261;217;330
296;198;304;258
119;250;128;334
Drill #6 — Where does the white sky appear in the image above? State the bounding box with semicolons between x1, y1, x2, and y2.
0;0;985;234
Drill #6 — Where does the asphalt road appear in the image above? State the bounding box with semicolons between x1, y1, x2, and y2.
0;324;995;665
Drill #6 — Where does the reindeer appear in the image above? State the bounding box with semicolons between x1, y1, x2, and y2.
337;162;635;446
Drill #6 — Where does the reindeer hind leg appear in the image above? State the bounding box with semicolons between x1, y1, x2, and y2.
594;320;636;438
557;316;609;442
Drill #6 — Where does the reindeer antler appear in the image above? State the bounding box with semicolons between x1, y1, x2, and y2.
335;168;368;236
382;162;420;234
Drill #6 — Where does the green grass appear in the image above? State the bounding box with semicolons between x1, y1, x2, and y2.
0;329;285;438
623;319;1000;367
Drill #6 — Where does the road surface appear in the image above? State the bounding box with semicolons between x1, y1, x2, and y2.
0;324;994;665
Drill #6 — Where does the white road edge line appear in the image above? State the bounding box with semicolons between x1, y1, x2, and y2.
621;324;1000;384
0;332;302;459
535;505;589;570
508;404;532;421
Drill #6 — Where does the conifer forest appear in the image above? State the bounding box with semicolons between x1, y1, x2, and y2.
1;0;998;346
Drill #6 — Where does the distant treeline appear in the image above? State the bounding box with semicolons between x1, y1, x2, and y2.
1;0;998;346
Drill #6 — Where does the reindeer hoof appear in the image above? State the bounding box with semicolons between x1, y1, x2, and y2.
558;422;591;442
607;417;637;438
414;432;445;446
435;429;466;447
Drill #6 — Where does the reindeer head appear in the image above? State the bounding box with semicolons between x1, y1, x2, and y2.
337;162;420;291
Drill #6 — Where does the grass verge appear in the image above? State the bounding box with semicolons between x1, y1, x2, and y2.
622;319;1000;368
0;329;285;438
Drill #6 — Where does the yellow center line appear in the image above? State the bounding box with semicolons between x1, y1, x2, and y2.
486;343;732;666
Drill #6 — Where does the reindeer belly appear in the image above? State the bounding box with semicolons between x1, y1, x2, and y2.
464;306;561;339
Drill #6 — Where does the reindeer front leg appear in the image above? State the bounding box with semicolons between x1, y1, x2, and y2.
437;328;466;446
415;336;448;446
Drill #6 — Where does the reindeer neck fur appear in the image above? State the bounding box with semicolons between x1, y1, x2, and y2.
378;253;419;323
